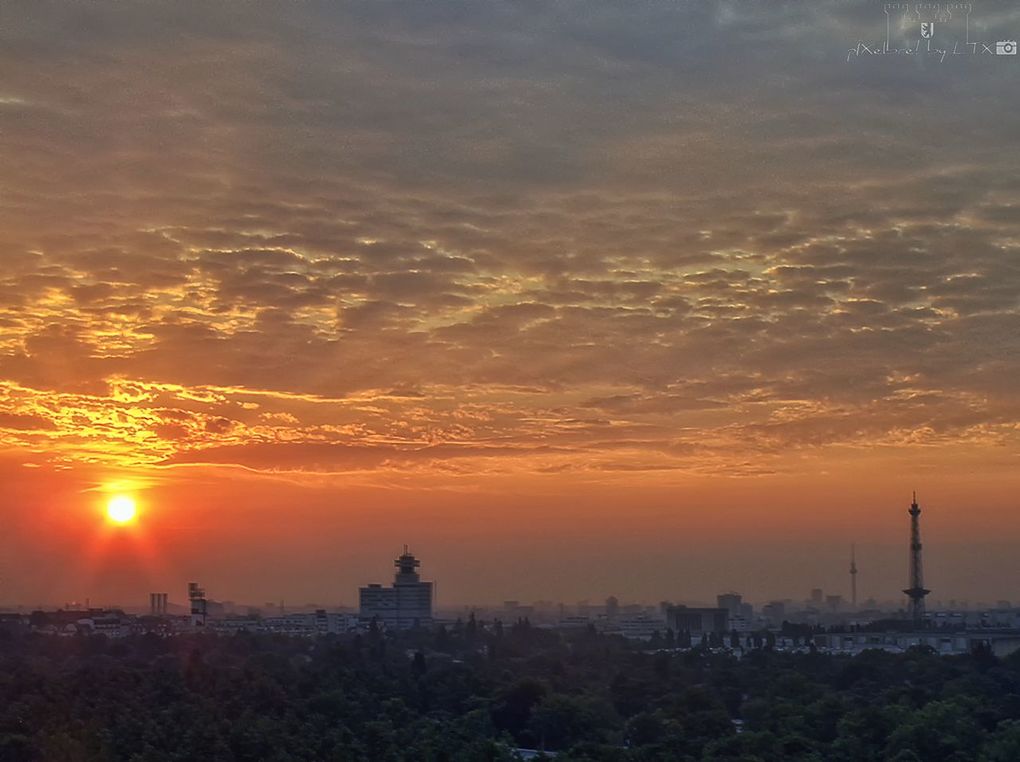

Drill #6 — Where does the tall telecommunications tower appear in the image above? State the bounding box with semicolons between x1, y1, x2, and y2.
849;544;858;609
902;493;930;627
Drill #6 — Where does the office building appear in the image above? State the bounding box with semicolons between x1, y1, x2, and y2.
359;546;434;630
666;605;729;634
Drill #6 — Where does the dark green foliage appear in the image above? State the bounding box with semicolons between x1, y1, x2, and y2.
0;627;1019;760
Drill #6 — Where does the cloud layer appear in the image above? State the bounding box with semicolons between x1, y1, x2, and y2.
2;0;1019;481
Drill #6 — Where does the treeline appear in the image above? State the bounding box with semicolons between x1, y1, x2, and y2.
1;617;1019;760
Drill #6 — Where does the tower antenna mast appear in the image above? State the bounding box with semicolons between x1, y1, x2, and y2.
849;544;858;609
903;492;930;627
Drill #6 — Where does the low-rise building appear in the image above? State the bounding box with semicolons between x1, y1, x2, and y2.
812;630;1020;657
667;606;729;634
615;614;667;640
263;610;357;636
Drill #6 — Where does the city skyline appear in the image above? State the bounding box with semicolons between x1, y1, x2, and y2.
2;2;1020;607
2;495;1011;612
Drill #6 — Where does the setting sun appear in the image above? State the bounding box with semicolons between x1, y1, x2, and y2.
106;495;137;524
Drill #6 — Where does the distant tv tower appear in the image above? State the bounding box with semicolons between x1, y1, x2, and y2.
849;544;858;609
903;492;930;627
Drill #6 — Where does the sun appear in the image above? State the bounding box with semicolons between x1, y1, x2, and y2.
106;495;137;524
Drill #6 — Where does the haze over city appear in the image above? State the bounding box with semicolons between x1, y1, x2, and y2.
2;1;1020;610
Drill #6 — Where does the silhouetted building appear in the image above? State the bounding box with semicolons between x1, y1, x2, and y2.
609;613;664;640
762;600;786;624
149;592;168;615
359;546;433;630
716;592;742;612
605;596;619;622
188;582;207;628
666;605;729;634
717;592;754;630
262;610;357;636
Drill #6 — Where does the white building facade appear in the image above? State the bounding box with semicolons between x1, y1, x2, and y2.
359;547;434;630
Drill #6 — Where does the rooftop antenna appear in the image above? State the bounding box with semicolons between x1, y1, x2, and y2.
849;544;858;609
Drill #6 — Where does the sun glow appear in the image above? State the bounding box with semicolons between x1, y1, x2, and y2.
106;495;137;524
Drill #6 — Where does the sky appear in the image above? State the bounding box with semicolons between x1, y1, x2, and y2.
1;1;1019;609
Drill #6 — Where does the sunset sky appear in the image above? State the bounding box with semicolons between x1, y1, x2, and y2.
1;1;1019;609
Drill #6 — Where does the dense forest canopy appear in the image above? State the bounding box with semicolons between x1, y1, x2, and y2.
2;620;1020;761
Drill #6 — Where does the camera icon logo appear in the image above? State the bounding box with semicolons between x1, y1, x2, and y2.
996;40;1017;55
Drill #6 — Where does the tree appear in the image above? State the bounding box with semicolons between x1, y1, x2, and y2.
884;698;984;761
626;712;665;746
0;735;33;762
528;694;616;751
411;650;427;677
491;678;547;737
984;720;1020;761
